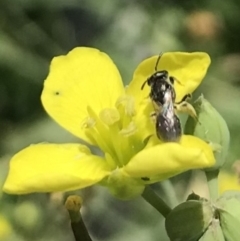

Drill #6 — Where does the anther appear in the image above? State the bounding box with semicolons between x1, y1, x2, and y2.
116;96;136;116
81;117;96;129
99;108;120;126
119;122;137;136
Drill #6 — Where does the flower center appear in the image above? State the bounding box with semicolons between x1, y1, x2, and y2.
82;95;145;168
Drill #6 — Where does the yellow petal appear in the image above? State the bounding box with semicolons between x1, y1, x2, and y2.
41;47;124;144
127;52;211;104
132;100;155;141
3;143;111;194
219;171;240;194
123;135;215;179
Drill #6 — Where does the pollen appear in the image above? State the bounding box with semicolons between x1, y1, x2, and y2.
80;96;144;167
99;108;120;126
119;121;137;136
116;95;136;117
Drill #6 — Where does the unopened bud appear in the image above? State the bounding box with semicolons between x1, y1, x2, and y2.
216;190;240;241
185;95;230;170
165;200;214;241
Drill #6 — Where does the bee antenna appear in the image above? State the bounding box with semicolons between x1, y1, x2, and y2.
155;52;163;72
141;80;148;90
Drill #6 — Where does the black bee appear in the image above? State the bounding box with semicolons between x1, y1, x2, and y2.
142;53;182;142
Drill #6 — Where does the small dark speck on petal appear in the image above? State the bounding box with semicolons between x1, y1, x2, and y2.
55;91;60;95
141;177;150;181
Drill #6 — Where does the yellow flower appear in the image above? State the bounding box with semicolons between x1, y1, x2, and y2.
219;171;240;194
3;47;214;199
0;215;11;240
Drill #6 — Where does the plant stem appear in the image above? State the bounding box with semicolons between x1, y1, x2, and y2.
65;195;92;241
142;186;172;218
205;170;219;200
70;218;92;241
160;179;179;207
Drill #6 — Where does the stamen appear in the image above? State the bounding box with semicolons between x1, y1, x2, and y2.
81;117;96;129
87;106;110;137
107;123;125;166
79;98;143;169
84;128;112;155
84;106;123;167
116;95;136;117
119;122;137;137
105;152;117;169
116;103;131;130
99;108;120;126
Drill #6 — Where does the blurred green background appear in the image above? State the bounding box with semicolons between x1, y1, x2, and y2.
0;0;240;240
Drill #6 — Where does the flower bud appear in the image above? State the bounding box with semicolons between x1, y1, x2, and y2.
185;95;230;170
165;200;214;241
216;190;240;241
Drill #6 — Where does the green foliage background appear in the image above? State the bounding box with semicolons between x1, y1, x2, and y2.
0;0;240;240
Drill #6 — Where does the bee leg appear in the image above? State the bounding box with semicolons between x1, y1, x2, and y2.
174;93;198;120
175;94;192;104
174;101;199;122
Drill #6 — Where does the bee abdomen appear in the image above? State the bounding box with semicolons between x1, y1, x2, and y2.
156;114;182;142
